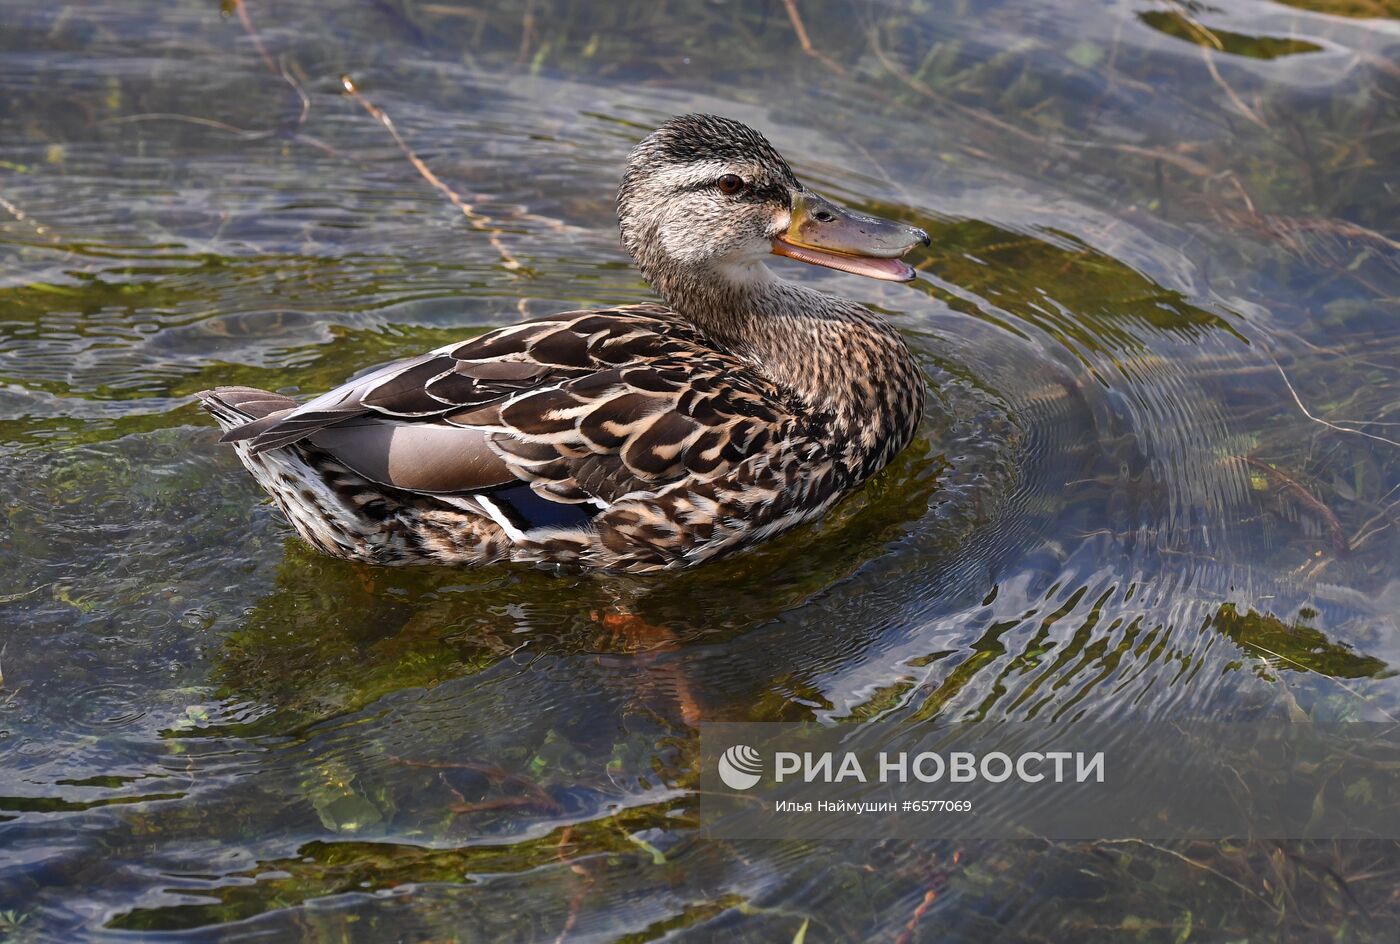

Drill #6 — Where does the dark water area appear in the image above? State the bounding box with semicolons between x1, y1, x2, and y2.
1;0;1398;940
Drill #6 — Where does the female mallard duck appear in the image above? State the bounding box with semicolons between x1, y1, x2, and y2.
200;114;928;572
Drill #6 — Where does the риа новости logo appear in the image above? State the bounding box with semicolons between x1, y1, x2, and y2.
718;745;763;790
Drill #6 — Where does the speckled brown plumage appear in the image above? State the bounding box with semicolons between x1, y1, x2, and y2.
200;115;927;572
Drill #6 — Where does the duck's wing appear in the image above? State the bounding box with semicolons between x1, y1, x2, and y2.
215;306;795;524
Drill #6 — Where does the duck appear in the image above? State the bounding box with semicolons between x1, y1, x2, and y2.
199;114;929;573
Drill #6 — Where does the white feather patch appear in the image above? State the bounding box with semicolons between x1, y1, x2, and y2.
475;495;528;543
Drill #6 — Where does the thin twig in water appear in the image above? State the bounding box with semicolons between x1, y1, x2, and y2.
101;113;271;138
846;136;914;206
279;62;310;131
100;113;343;158
232;0;278;76
340;75;524;274
0;193;53;239
894;889;938;944
1349;499;1399;551
1273;359;1400;450
782;0;847;75
223;0;341;156
517;0;537;67
1280;847;1368;917
240;1;543;285
1200;47;1268;131
1243;639;1398;722
552;823;594;944
1062;139;1215;178
1167;3;1269;130
1097;839;1284;915
867;28;1062;153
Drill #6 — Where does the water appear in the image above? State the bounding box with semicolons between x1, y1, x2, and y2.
1;0;1398;939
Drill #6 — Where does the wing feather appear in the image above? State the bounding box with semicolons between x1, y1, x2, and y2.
220;306;800;532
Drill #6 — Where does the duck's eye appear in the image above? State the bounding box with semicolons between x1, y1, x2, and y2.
716;174;745;196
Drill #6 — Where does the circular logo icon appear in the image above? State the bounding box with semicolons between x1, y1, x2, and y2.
718;744;763;790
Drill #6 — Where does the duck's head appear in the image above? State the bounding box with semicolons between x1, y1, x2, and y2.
617;114;929;298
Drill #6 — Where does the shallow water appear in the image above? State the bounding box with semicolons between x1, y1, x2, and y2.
1;0;1398;940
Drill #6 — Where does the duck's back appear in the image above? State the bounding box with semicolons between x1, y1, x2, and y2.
200;304;863;571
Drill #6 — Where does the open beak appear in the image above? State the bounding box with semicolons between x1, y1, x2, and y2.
772;190;929;283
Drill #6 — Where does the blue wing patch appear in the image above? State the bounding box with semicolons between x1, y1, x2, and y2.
477;483;603;535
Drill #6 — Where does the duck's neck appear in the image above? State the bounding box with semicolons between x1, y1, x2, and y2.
653;262;923;458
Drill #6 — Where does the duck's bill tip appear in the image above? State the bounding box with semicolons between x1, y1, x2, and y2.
770;236;918;282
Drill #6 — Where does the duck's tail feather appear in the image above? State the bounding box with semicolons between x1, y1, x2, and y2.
197;386;298;436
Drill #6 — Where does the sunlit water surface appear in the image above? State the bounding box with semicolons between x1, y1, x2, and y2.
2;0;1399;940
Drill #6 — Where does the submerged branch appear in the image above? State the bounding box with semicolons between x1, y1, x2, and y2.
1095;839;1284;916
0;192;54;240
231;0;277;76
782;0;848;75
1273;359;1400;451
866;26;1066;155
1240;455;1350;556
99;113;343;159
340;75;525;274
236;3;543;276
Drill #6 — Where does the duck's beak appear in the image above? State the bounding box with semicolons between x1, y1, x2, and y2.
772;190;929;282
